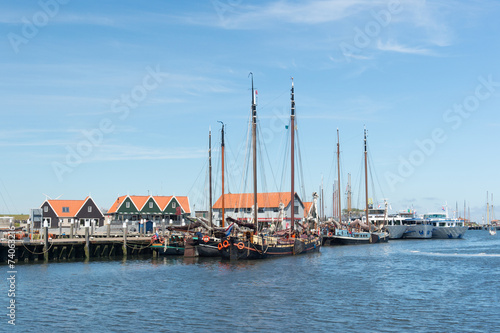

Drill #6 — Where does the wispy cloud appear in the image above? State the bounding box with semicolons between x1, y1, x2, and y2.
181;0;386;29
376;40;434;55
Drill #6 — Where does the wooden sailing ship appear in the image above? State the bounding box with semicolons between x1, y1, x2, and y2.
219;75;321;260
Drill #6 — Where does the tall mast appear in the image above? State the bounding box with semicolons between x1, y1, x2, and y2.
364;127;369;227
487;191;489;225
463;200;466;225
250;73;258;234
218;121;225;228
337;129;341;225
320;177;324;221
208;128;213;230
347;173;352;219
290;77;295;231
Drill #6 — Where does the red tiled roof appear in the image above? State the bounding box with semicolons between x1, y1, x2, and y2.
212;192;298;209
303;202;312;218
175;196;191;214
44;197;94;217
107;195;127;214
155;196;173;211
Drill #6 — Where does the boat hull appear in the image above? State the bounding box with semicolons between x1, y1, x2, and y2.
385;225;407;239
328;230;389;245
151;243;184;255
431;226;468;239
197;242;221;257
220;236;321;260
403;224;433;239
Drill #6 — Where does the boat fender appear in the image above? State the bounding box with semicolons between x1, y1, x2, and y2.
218;243;223;250
223;240;230;248
203;235;210;243
237;242;245;250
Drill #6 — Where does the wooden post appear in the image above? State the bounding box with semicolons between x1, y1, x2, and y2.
162;219;165;237
59;219;62;237
84;226;90;259
70;220;74;239
43;223;49;261
106;219;111;237
122;221;127;257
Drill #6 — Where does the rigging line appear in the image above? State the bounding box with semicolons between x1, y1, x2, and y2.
367;142;386;201
295;129;306;202
259;123;280;193
279;118;291;195
257;88;289;111
238;115;252;211
355;153;364;211
0;178;17;213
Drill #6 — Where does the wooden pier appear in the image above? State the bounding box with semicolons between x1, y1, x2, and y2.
0;235;156;263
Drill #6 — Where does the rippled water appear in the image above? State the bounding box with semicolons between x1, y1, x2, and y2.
4;230;500;332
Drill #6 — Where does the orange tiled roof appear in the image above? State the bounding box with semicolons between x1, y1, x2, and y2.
303;202;312;218
175;196;191;214
213;192;298;209
45;198;86;217
129;196;149;211
107;195;128;214
155;196;173;211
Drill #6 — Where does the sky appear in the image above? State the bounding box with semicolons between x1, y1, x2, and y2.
1;0;499;223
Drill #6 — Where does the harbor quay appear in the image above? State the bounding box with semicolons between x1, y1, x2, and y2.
0;228;162;263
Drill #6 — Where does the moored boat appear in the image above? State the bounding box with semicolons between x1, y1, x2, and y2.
402;218;433;239
220;76;321;260
424;212;468;239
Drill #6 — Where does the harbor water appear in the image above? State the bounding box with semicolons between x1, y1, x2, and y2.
4;230;500;332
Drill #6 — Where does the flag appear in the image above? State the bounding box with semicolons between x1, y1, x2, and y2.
255;90;258;95
225;222;235;236
442;206;445;211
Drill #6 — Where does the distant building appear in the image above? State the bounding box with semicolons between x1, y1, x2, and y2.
212;192;304;226
0;216;13;228
40;197;104;228
106;195;191;224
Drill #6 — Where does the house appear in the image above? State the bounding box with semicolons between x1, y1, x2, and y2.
212;192;304;226
106;195;191;224
40;197;104;228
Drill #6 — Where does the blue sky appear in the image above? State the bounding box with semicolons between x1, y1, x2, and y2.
1;0;499;223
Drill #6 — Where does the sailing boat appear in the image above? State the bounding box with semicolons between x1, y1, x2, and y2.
323;129;388;245
219;75;321;260
488;193;497;235
184;126;230;257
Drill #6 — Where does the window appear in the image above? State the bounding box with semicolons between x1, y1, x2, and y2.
88;206;92;213
234;208;239;213
294;206;299;214
126;202;130;208
44;206;48;212
258;208;265;213
172;202;176;208
62;207;69;213
273;207;279;213
149;202;153;209
246;208;252;213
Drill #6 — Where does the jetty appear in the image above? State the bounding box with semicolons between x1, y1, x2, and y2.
0;228;161;263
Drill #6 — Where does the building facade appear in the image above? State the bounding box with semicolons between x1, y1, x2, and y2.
212;192;305;227
106;195;191;224
39;197;104;228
